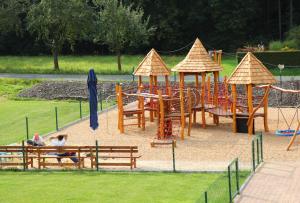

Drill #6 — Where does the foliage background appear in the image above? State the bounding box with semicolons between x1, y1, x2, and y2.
0;0;299;55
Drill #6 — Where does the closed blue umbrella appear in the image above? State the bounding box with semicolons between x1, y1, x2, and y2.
87;69;99;130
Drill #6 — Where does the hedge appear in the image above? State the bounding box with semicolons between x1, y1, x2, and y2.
236;51;300;69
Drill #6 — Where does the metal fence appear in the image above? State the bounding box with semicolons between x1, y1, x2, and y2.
252;132;263;172
202;132;264;203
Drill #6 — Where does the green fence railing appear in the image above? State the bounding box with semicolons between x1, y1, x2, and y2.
203;158;240;203
203;132;264;203
252;132;263;172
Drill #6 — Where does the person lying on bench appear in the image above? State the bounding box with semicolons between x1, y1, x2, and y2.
27;133;45;146
50;134;79;164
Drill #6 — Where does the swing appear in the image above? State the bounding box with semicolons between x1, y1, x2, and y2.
275;106;300;136
275;88;300;137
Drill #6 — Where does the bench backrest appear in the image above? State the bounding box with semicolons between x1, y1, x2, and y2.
0;146;138;154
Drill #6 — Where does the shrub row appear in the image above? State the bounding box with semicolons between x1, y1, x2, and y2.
236;51;300;68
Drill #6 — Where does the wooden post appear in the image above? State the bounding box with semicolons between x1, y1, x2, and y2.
187;88;192;136
116;85;120;130
218;51;222;65
213;71;219;125
149;75;154;122
224;76;228;111
158;90;164;139
165;75;169;89
201;72;206;128
232;84;237;133
263;88;269;132
119;86;124;133
179;72;184;89
138;76;142;91
207;76;211;105
195;73;199;89
247;84;254;135
180;87;185;140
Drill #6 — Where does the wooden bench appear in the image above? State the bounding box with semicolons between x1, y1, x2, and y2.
90;146;141;170
0;146;33;169
28;146;90;169
0;145;141;170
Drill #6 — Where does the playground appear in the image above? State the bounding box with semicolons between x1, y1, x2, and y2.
1;38;300;203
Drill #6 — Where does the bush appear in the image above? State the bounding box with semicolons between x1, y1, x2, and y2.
269;41;284;51
236;51;300;68
283;39;298;50
287;26;300;49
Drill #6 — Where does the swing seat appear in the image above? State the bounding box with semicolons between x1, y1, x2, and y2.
275;129;300;137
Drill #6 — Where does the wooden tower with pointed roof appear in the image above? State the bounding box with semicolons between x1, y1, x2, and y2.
227;52;277;135
133;48;170;122
134;48;170;88
172;38;223;128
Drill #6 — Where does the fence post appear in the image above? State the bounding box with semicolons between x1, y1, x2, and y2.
252;139;255;172
95;140;99;171
256;138;260;164
204;191;208;203
235;159;240;194
55;107;58;131
228;165;232;203
22;140;26;171
25;117;29;140
79;99;82;119
99;91;103;111
260;132;263;162
172;140;176;172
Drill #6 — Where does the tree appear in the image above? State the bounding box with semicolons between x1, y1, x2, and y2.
0;0;30;35
27;0;94;70
94;0;154;71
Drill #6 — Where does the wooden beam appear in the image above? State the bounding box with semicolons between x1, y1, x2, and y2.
201;72;206;128
179;72;185;89
213;71;219;125
180;87;185;140
149;75;154;122
247;84;254;135
263;88;269;132
195;73;199;89
232;84;237;133
165;75;169;89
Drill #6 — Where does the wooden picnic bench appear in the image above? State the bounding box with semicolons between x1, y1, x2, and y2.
0;145;33;168
0;145;141;170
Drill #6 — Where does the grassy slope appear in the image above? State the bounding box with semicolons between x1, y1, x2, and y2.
0;55;238;76
0;172;222;203
0;79;90;145
0;99;89;144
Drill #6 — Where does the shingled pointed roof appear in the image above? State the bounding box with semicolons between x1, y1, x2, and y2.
171;38;223;73
133;48;170;76
227;52;277;85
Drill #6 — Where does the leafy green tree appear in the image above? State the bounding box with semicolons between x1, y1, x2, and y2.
27;0;94;70
94;0;154;71
0;0;30;35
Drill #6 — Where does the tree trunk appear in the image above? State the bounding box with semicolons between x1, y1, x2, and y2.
278;0;282;40
117;50;122;71
53;48;59;70
290;0;293;29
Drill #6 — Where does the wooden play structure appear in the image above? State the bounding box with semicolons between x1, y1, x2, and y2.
209;50;222;65
133;48;170;122
172;38;223;128
255;84;300;150
116;85;145;133
227;52;277;135
115;38;300;149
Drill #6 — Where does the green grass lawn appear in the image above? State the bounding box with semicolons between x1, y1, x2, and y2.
0;171;246;203
0;79;91;145
0;98;90;145
0;55;238;76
